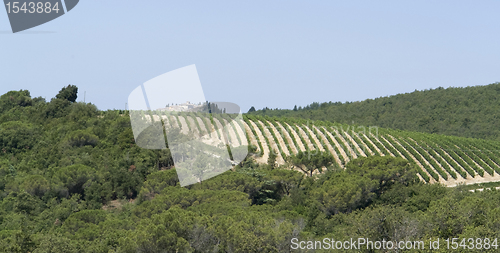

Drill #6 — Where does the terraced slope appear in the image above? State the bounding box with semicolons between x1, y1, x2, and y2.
155;112;500;186
241;115;500;187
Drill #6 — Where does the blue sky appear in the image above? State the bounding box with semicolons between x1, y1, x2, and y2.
1;1;499;112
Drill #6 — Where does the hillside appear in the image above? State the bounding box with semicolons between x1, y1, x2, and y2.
151;110;500;187
250;82;500;141
4;87;500;251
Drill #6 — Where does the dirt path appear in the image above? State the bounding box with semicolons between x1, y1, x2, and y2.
323;127;349;163
223;119;240;147
276;122;298;155
386;135;436;184
295;125;316;151
304;126;325;152
313;126;342;167
284;123;306;152
343;131;366;157
249;120;270;163
451;172;500;187
258;121;285;165
267;121;290;156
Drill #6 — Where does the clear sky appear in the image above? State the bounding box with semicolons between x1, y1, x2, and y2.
1;1;499;112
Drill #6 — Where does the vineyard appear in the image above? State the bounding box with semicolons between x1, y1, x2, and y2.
154;112;500;187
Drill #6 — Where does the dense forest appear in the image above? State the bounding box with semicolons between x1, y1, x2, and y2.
2;86;500;252
250;82;500;141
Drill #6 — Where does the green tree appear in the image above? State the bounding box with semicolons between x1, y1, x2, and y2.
288;151;334;177
55;85;78;102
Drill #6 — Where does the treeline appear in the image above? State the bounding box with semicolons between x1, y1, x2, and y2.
2;87;500;252
250;82;500;141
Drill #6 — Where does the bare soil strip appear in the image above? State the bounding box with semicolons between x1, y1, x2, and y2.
470;145;500;170
196;117;209;135
399;138;447;183
371;133;395;156
195;116;224;146
352;132;375;156
323;127;349;163
407;138;467;185
295;125;316;150
385;135;436;184
258;121;285;165
454;144;494;175
249;120;270;163
304;126;325;152
223;119;240;147
424;143;466;181
276;122;298;155
438;147;472;178
243;121;260;153
177;116;190;135
267;121;290;156
343;131;367;157
232;120;249;146
313;126;342;167
169;115;180;128
284;123;307;152
186;116;201;138
363;134;384;156
213;118;227;143
451;149;478;177
416;174;425;182
331;129;357;159
380;136;404;157
455;173;500;187
161;115;171;129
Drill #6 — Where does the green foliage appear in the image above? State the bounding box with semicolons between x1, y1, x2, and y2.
288;151;334;177
312;156;417;216
0;90;32;113
0;121;39;154
53;164;98;197
55;85;78;103
251;82;500;141
63;130;99;148
2;87;500;251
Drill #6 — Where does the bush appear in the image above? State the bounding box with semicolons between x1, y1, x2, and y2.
64;130;99;148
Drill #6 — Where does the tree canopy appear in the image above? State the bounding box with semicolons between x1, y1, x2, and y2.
250;82;500;141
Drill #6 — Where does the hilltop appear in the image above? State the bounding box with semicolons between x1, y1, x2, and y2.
250;82;500;141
